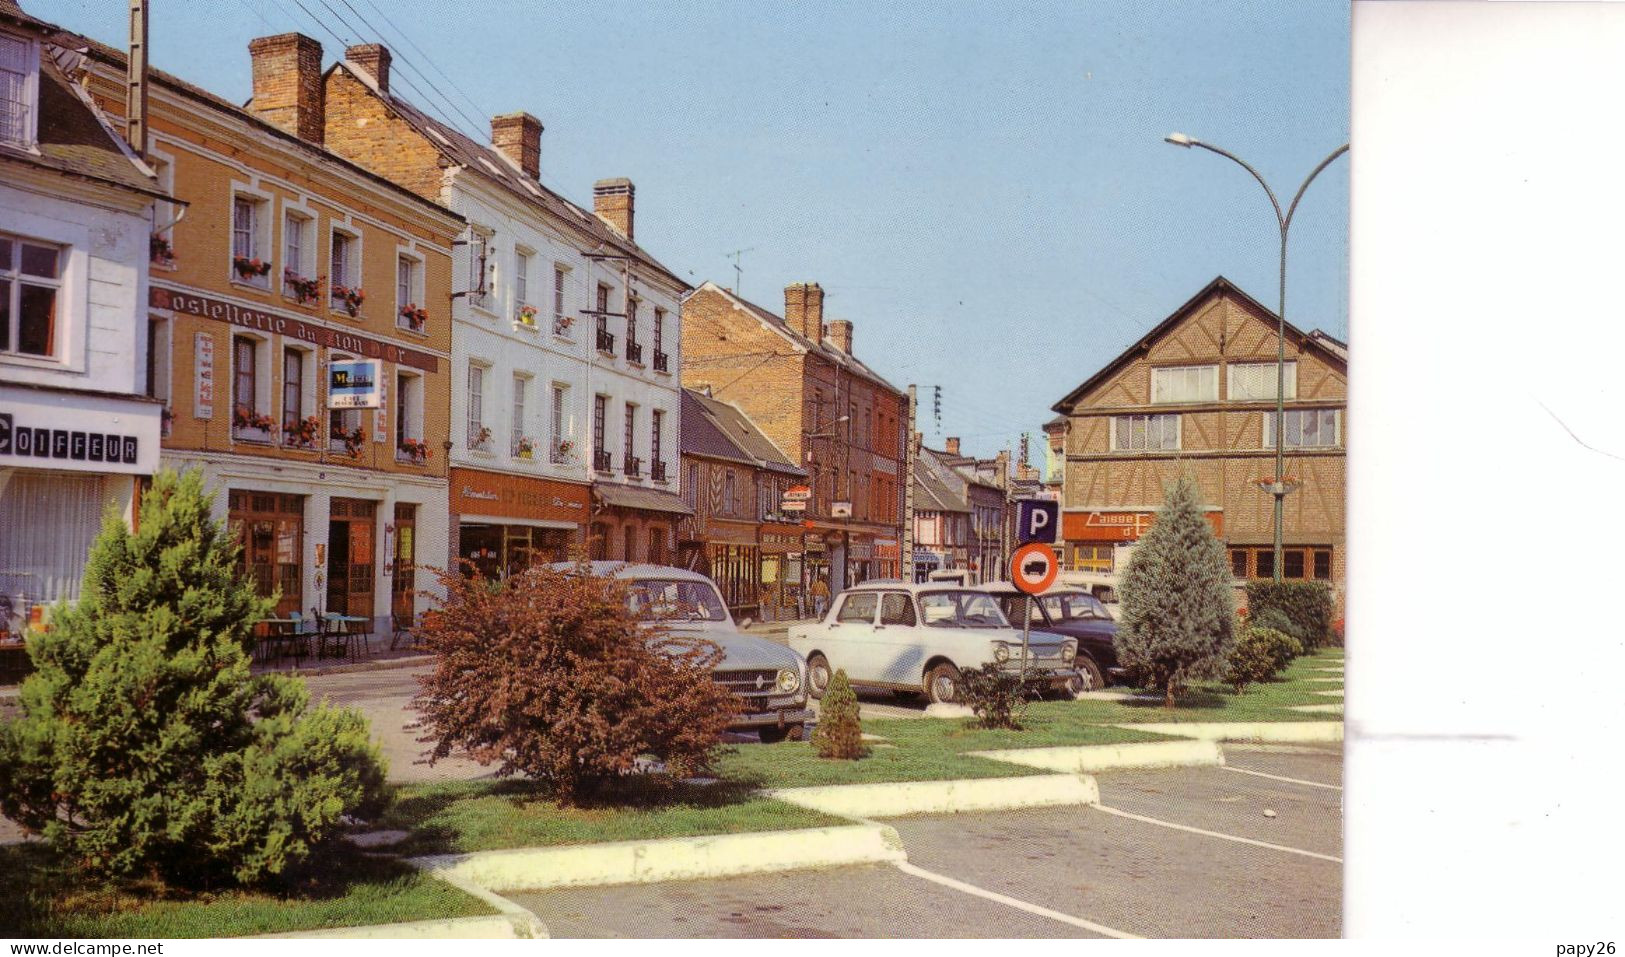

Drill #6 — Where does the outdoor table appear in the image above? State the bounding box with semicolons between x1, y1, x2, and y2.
319;615;371;661
257;619;307;664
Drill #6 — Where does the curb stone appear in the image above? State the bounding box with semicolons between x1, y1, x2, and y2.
411;823;906;893
767;773;1099;817
251;913;542;940
970;739;1225;774
1116;720;1344;743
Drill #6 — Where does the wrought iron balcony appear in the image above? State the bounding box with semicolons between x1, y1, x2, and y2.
651;460;668;483
593;449;612;473
624;455;643;478
625;341;643;365
652;350;670;373
596;329;616;355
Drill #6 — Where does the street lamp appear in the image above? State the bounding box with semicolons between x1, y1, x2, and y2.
1165;132;1348;581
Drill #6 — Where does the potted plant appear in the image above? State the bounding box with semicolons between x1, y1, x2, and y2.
284;269;323;305
284;415;321;450
472;425;493;450
399;303;429;331
150;235;175;266
232;256;271;280
232;403;277;438
516;304;538;327
398;438;432;463
553;313;574;336
334;425;366;458
515;436;535;459
554;438;574;461
331;284;366;317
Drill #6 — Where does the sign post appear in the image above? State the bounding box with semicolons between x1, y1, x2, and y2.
1009;541;1060;690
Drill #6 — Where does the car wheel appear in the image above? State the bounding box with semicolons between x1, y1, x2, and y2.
806;653;831;700
924;662;963;704
757;725;799;744
1073;655;1105;694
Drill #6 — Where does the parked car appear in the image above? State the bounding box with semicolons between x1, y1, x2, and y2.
555;562;812;743
980;581;1122;690
787;581;1082;704
1057;570;1122;620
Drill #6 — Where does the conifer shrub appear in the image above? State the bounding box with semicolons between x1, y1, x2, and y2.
1244;580;1335;652
958;662;1045;730
811;669;865;759
411;562;739;802
0;470;387;887
1113;475;1237;707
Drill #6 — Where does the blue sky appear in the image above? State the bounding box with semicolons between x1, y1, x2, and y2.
48;0;1349;465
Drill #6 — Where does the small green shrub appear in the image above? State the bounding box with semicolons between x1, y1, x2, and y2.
957;663;1046;730
1225;626;1303;693
1248;606;1298;640
812;669;865;759
1245;580;1334;652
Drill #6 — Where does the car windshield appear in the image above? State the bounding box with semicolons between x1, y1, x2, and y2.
919;590;1010;628
626;579;729;622
1041;592;1111;622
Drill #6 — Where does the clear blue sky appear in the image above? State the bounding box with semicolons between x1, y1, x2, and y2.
47;0;1349;465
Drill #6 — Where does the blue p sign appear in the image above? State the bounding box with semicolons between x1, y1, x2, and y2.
1016;499;1059;544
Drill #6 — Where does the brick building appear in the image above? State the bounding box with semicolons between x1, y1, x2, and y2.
677;388;807;621
909;439;1008;583
74;30;464;631
317;43;691;572
682;281;906;590
1049;276;1347;600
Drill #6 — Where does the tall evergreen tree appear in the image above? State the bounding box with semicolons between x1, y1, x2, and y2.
0;470;386;886
1113;475;1236;707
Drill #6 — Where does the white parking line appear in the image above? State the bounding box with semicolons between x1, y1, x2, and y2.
1221;765;1342;791
892;861;1142;939
1090;805;1342;863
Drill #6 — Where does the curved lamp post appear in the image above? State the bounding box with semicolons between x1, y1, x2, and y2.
1165;132;1348;581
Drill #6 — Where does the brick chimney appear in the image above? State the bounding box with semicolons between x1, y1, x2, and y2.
593;178;634;239
827;319;853;355
248;33;325;145
492;112;543;180
784;282;824;342
344;43;391;94
945;437;961;456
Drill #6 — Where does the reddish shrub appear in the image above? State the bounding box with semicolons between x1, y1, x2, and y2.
411;562;739;802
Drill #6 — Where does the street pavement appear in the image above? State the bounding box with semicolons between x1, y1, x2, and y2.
506;744;1343;939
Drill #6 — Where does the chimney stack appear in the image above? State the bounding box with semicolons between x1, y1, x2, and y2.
492;112;543;180
248;33;325;144
344;43;391;94
946;437;961;456
828;319;853;355
784;282;824;342
593;178;634;239
126;0;149;158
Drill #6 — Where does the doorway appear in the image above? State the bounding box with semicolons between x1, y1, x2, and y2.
327;498;376;618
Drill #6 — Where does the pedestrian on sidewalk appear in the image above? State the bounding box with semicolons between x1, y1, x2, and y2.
809;576;830;621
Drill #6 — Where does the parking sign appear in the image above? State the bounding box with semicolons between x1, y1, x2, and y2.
1016;498;1059;545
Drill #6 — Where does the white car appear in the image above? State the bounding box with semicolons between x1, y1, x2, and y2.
787;581;1082;704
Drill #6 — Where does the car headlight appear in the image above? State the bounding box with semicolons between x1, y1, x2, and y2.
776;668;800;694
993;642;1010;663
1061;642;1076;662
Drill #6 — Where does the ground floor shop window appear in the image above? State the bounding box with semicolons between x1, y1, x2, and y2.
460;523;573;580
0;471;109;608
706;543;761;617
1067;544;1113;573
228;489;304;616
1229;545;1334;581
391;503;416;621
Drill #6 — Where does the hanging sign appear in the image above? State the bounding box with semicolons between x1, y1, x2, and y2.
194;332;215;419
784;485;812;502
329;360;382;409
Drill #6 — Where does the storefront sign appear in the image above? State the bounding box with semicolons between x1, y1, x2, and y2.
875;539;900;562
450;468;590;524
329;361;382;409
194;332;214;419
1063;509;1223;542
151;286;440;372
784;485;812;502
0;402;157;476
831;501;852;519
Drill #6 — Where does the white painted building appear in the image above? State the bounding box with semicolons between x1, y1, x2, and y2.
0;10;165;634
324;47;692;573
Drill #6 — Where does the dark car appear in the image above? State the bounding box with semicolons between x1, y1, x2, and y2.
980;582;1121;691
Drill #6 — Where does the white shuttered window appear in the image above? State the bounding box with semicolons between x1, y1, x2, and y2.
1150;365;1218;404
1112;414;1180;451
1228;361;1298;401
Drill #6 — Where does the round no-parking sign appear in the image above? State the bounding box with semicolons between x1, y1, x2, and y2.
1010;542;1059;595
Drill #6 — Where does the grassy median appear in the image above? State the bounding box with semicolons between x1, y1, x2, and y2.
0;843;495;939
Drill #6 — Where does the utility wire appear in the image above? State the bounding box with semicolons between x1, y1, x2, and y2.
328;0;493;143
355;0;492;137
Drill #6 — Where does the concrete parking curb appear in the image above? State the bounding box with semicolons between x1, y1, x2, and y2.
251;913;542;939
969;739;1224;774
410;822;906;893
1116;721;1344;743
766;773;1099;817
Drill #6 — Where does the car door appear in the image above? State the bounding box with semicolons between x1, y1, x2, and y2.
872;590;927;686
823;591;879;683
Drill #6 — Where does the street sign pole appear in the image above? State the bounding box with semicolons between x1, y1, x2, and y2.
1021;594;1032;687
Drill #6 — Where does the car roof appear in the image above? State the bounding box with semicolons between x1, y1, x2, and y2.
845;581;987;596
977;581;1089;597
543;561;714;584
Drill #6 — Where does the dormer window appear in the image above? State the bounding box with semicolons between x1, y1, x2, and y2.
0;32;40;148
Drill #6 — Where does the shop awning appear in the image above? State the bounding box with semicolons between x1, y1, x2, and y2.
591;482;694;516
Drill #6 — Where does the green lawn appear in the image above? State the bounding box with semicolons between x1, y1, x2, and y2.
1087;648;1346;723
377;777;848;856
0;843;495;939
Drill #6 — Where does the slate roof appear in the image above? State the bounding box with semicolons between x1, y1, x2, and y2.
692;281;904;396
333;61;687;291
1050;276;1350;414
0;8;163;200
680;389;805;477
912;446;971;514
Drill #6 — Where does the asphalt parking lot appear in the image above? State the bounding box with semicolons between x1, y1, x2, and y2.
508;744;1343;939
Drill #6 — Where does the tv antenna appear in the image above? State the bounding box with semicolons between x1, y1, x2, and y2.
726;247;756;295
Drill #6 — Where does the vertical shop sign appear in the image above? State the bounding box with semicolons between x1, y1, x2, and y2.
194;332;215;419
